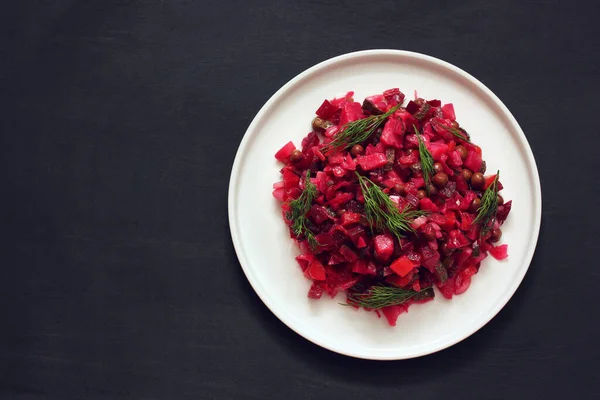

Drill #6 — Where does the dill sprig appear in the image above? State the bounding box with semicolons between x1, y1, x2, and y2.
286;171;319;249
432;121;470;142
413;125;435;192
346;285;434;309
355;172;427;240
473;171;500;235
322;103;402;153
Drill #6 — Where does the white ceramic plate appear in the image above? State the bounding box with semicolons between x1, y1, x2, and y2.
228;50;541;360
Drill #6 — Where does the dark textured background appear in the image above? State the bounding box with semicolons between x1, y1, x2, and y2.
1;1;599;399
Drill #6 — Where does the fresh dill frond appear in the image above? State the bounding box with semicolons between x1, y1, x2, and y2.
322;103;403;154
473;170;500;235
355;172;427;240
345;285;434;309
286;171;319;249
413;125;435;193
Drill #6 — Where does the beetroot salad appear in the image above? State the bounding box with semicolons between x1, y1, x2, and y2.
272;89;511;326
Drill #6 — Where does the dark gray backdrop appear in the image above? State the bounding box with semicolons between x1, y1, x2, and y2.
2;1;599;399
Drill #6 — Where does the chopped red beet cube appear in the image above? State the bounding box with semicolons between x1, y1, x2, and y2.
390;256;418;277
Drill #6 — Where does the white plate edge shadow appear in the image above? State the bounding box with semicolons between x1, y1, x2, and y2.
228;49;542;360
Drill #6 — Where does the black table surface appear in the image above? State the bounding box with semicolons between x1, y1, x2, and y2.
2;1;599;399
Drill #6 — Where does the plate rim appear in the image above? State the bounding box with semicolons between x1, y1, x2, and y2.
228;49;542;360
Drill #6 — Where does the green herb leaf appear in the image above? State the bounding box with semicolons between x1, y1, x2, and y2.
473;170;500;235
345;285;434;309
286;171;319;249
355;172;427;240
413;125;435;192
322;103;403;153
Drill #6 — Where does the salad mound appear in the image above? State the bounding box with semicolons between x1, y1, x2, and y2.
273;89;511;326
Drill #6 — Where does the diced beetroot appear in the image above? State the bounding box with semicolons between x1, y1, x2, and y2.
497;200;512;223
272;187;285;201
464;150;483;172
341;212;362;226
459;212;474;231
470;249;488;265
489;244;509;260
356;236;367;248
441;103;456;120
304;260;326;281
442;211;457;231
405;100;420;115
483;174;504;191
386;270;415;288
274;141;296;163
332;166;346;177
409;176;423;189
462;265;478;278
466;223;481;241
421;223;436;241
339;245;358;262
447;150;463;169
326;267;359;297
342;154;356;170
406;192;420;208
351;260;377;275
404;132;427;148
462;191;477;211
339;101;364;126
346;225;368;248
439;180;457;199
328;192;354;210
438;277;455;299
328;253;346;265
412;280;421;292
358;153;388;170
464;141;482;156
447;230;471;249
328;152;345;165
398;149;418;166
301;131;320;151
313;146;326;161
440;157;455;177
383;88;405;106
295;253;314;272
419;197;438;212
421;245;440;271
380;117;405;148
390;256;418;277
428;141;449;161
455;247;473;267
331;224;349;237
324;125;339;138
331;91;354;107
315;100;337;119
411;215;428;230
381;304;408;326
397;110;417;131
313;233;334;251
282;169;299;189
363;95;386;114
307;282;324;299
454;273;471;295
455;175;469;191
308;205;332;225
373;234;395;262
